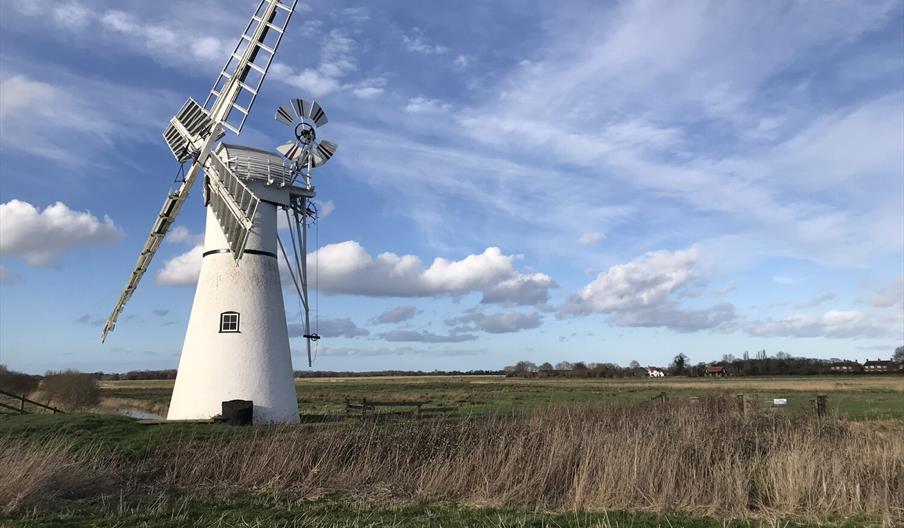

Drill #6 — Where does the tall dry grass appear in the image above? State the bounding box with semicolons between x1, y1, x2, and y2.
152;400;903;521
1;399;902;523
0;437;118;513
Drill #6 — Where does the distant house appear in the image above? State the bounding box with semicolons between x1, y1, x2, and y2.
647;367;665;378
704;366;727;377
863;359;895;373
829;361;860;373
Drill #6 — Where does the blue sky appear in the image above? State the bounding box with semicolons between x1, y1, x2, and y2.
1;0;902;374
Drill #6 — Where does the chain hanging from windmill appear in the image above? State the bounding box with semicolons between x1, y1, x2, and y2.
274;98;337;366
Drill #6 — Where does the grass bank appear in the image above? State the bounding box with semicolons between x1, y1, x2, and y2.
1;400;902;526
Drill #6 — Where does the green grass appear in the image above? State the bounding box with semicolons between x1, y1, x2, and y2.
1;494;882;528
95;375;904;421
0;413;254;459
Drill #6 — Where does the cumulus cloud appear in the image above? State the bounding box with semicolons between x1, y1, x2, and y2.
560;247;699;316
154;240;549;299
289;318;369;338
0;200;122;266
480;273;556;306
311;241;532;298
380;329;477;343
446;310;542;334
747;310;896;339
578;232;606;246
156;244;202;286
559;246;735;332
372;305;417;324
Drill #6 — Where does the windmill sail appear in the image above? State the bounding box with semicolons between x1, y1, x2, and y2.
205;155;261;261
102;0;298;342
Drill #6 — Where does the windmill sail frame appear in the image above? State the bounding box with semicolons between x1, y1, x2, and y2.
102;0;298;342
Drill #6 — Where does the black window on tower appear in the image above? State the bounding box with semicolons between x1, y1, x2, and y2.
219;311;240;333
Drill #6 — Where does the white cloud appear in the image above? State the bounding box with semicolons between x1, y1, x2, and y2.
0;75;56;121
578;232;606;246
480;273;555;306
0;71;176;164
446;310;542;334
747;310;897;339
558;246;735;332
0;200;122;266
380;329;477;343
158;240;550;302
289;318;368;338
166;226;202;245
318;200;336;219
372;305;417;324
156;244;202;286
350;77;387;99
561;247;699;316
405;97;451;114
274;29;358;97
402;28;448;55
452;54;470;70
311;241;522;297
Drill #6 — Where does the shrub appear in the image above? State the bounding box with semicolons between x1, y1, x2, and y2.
40;370;100;411
0;365;39;396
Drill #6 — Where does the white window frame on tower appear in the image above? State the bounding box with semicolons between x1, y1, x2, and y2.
220;311;240;333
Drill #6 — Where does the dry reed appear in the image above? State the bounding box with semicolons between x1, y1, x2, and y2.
1;400;902;523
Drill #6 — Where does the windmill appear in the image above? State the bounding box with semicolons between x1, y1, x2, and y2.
101;0;336;424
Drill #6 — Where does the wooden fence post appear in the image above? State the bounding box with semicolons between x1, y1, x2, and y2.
815;394;827;418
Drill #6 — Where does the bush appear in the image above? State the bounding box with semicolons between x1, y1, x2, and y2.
0;365;39;396
40;370;100;411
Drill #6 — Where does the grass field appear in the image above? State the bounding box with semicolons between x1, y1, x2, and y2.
2;375;903;527
98;374;904;420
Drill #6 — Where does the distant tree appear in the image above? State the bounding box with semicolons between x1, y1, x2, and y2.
0;365;39;396
721;354;735;363
670;354;688;375
629;360;641;369
775;351;792;360
538;362;554;372
510;361;538;376
554;361;573;371
41;370;100;411
893;346;904;363
572;362;588;372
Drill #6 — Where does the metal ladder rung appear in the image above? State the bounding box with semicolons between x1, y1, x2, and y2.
254;41;275;55
251;16;285;34
274;2;293;13
237;81;258;96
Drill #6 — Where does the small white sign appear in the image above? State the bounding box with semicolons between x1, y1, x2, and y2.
773;398;788;406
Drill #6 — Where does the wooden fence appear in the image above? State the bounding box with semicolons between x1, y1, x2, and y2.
0;388;64;415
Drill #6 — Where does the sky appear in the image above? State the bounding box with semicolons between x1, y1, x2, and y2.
0;0;902;375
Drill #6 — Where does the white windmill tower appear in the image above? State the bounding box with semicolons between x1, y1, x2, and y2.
101;0;337;424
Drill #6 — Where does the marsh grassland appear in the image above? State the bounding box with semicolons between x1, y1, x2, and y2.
1;375;902;527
